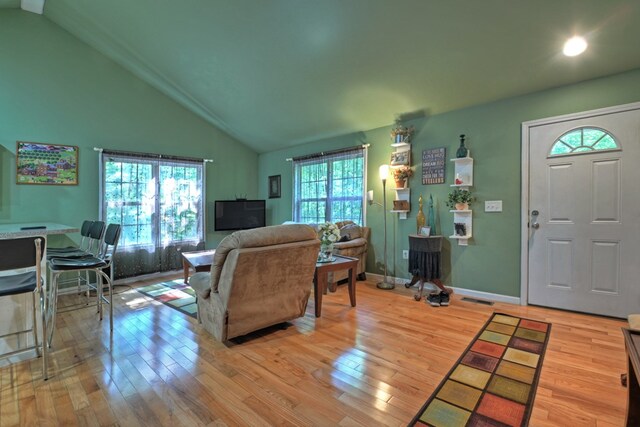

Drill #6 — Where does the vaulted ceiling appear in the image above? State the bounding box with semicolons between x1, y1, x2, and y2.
7;1;640;152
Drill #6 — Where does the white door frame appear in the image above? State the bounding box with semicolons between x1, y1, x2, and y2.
519;101;640;305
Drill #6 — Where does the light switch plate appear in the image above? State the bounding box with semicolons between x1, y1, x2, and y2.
485;200;503;212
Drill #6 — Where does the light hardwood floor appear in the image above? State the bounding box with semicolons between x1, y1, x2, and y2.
0;276;629;426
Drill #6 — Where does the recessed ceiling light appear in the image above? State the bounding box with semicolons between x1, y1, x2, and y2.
563;36;588;57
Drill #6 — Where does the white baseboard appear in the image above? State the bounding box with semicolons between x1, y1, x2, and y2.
365;272;521;305
450;287;520;305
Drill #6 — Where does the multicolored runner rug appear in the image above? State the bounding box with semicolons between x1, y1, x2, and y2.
410;313;551;427
137;279;198;319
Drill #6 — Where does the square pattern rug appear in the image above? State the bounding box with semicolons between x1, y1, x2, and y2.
137;279;198;318
410;313;551;427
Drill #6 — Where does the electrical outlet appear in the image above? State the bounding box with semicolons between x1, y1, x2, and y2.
485;200;503;212
402;250;409;259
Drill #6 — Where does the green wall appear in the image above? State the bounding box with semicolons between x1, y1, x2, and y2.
259;67;640;297
0;10;258;248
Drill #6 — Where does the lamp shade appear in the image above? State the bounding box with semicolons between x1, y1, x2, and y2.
379;164;390;181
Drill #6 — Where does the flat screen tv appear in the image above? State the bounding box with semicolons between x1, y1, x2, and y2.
214;200;266;231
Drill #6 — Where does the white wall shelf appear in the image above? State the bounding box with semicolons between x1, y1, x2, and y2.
449;155;474;245
450;208;472;246
389;141;411;219
391;142;410;148
391;187;410;219
450;156;474;187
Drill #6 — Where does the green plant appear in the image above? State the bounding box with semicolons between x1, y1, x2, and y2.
446;188;474;208
392;166;413;180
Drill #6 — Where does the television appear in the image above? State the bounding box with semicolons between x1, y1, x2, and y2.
214;200;266;231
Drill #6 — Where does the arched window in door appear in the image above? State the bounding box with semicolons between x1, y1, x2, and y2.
549;127;620;157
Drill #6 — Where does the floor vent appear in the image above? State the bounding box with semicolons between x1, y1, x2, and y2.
461;297;494;306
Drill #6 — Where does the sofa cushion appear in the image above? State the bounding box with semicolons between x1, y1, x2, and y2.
339;223;362;240
209;224;318;292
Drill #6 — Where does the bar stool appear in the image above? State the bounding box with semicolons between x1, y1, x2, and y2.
46;224;121;348
47;221;105;295
46;220;93;256
0;236;47;379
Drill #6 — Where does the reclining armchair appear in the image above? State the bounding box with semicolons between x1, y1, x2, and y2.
189;224;320;341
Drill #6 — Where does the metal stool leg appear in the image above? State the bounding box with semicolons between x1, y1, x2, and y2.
41;288;48;380
31;292;40;357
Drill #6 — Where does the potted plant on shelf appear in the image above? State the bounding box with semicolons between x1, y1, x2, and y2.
392;166;413;188
390;121;415;144
446;188;474;210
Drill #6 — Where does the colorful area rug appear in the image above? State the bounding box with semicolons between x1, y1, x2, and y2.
137;279;198;318
410;313;551;427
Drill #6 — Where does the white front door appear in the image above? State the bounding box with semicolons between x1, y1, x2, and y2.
527;105;640;318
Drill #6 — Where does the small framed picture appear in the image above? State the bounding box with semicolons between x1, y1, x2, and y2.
268;175;281;198
420;226;431;236
390;151;409;166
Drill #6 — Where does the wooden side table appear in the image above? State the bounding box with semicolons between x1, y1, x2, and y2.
313;255;358;317
181;249;216;284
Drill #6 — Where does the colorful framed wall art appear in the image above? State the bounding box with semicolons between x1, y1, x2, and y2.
16;141;79;185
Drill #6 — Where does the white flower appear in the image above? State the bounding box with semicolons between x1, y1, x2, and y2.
318;222;340;245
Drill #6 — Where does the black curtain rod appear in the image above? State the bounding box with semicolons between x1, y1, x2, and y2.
288;144;369;162
93;147;213;163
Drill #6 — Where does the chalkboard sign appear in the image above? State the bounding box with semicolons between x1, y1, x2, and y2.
422;148;446;185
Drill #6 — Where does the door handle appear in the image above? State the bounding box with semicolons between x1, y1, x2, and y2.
531;210;540;229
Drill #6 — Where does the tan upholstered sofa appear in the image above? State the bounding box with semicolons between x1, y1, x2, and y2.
328;220;370;290
189;224;320;341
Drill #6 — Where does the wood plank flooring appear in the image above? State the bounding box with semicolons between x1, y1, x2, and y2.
0;275;629;426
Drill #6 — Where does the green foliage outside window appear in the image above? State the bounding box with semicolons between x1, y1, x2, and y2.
103;158;203;248
294;151;365;224
550;127;619;156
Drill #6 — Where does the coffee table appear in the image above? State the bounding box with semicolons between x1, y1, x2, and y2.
181;249;216;284
313;255;359;317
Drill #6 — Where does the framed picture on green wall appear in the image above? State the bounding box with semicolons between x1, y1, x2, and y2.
269;174;281;198
16;141;79;185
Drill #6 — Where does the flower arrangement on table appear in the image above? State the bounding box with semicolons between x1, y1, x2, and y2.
318;222;340;246
317;222;341;261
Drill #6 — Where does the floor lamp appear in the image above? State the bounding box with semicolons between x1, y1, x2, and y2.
376;164;394;290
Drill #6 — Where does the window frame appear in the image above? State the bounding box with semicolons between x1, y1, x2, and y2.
292;148;367;225
100;153;205;250
548;126;621;158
